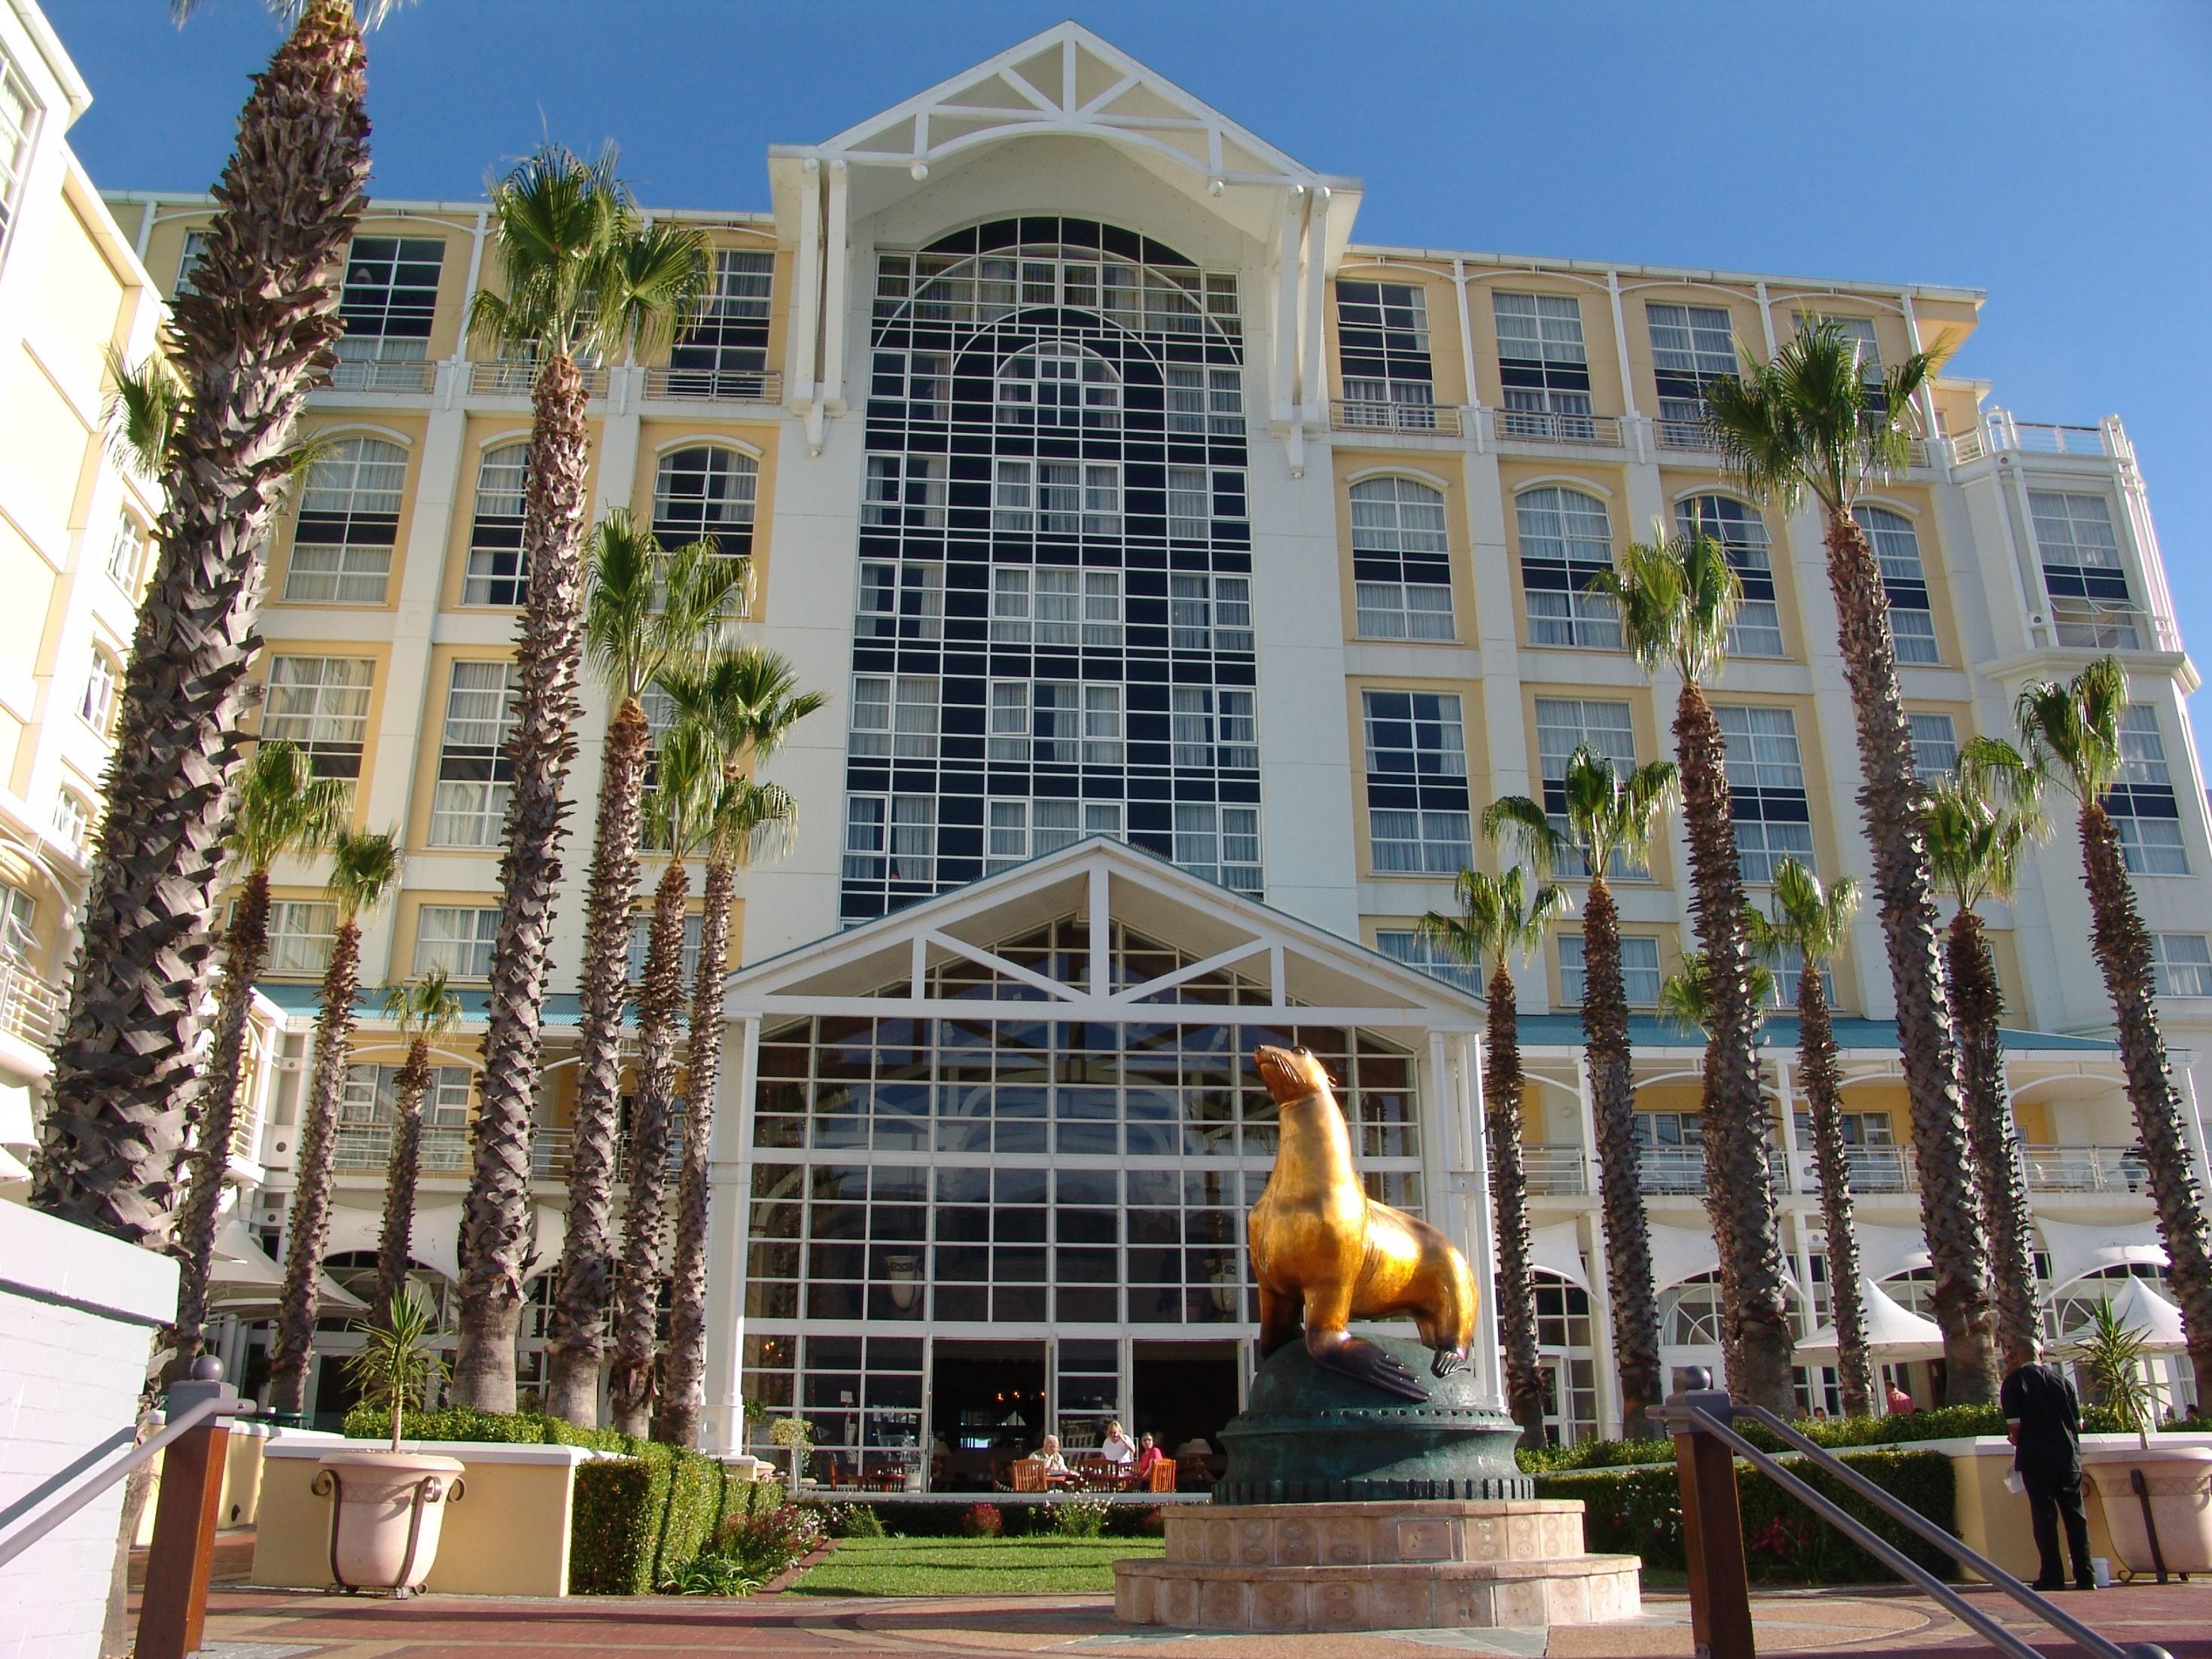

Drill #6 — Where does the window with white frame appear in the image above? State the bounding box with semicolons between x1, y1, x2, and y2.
106;516;149;594
1173;802;1261;894
1802;313;1883;387
1494;291;1594;435
1534;697;1641;877
1166;466;1248;538
869;349;951;420
1351;476;1452;639
342;1063;472;1129
996;344;1121;429
849;675;938;761
1762;942;1838;1010
1166;365;1245;436
266;899;337;977
1171;687;1256;770
842;794;937;884
1368;806;1473;876
2152;935;2212;998
1853;505;1939;665
1364;689;1472;875
626;910;705;990
1365;690;1468;781
862;453;948;529
413;906;501;979
983;797;1122;872
1519;486;1619;648
1375;929;1481;992
0;52;29;243
888;796;935;883
1716;706;1814;883
668;249;772;386
653;446;757;559
1558;934;1662;1007
985;800;1031;873
461;442;529;605
1336;281;1435;422
264;656;372;782
2110;705;2187;874
1647;302;1736;438
78;650;120;735
1083;684;1125;765
1168;573;1253;653
0;886;29;968
993;459;1121;534
429;660;520;846
2029;490;2137;648
1031;682;1088;764
858;560;944;642
51;788;90;854
284;436;406;603
1908;712;1959;778
1677;495;1782;657
172;228;210;297
989;566;1118;648
335;236;443;380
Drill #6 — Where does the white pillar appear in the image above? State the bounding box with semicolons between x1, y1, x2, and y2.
700;1014;760;1450
1458;1031;1504;1410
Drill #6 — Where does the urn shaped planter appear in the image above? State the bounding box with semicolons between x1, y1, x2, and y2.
312;1447;467;1596
2080;1444;2212;1578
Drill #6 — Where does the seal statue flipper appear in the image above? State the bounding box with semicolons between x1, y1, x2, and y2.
1309;1328;1429;1401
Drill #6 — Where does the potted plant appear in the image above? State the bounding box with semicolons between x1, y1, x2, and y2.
769;1414;815;1497
312;1287;468;1596
2073;1297;2212;1575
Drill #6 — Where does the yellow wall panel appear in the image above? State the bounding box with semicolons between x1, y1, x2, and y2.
6;349;94;529
35;200;128;395
0;514;60;673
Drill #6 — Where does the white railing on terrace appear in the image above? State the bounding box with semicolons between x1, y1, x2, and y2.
2042;597;2180;654
0;956;62;1047
1951;412;2124;465
467;361;612;398
2022;1144;2149;1194
329;1121;681;1181
1493;408;1622;447
1523;1145;1588;1195
1638;1147;1707;1194
1330;399;1461;436
328;358;436;394
1797;1145;1916;1194
643;366;782;404
1656;416;1721;453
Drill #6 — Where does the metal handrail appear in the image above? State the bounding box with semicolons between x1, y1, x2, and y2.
1655;1392;2168;1659
0;1370;248;1570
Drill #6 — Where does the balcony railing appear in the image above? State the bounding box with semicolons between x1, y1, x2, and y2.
1951;413;2121;466
2043;597;2180;654
1656;416;1721;453
1798;1145;1916;1194
642;366;782;404
468;361;612;398
0;956;62;1048
1493;408;1622;447
330;1121;681;1181
1524;1145;1588;1196
1638;1147;1708;1194
1330;399;1461;436
2022;1144;2150;1194
328;358;436;394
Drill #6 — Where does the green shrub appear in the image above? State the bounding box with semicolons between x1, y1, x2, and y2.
1103;1504;1165;1538
1049;1498;1110;1538
716;1502;824;1580
1517;1435;1674;1474
1538;1448;1956;1584
341;1404;632;1448
1518;1404;2012;1477
571;1444;727;1596
804;1500;885;1539
665;1554;762;1596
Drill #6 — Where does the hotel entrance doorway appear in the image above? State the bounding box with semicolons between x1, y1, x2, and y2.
930;1340;1047;1491
1133;1340;1239;1486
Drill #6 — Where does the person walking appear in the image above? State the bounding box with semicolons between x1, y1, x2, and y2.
2002;1344;2095;1591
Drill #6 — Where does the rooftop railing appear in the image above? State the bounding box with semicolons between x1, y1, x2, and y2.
2043;597;2180;654
1951;411;2125;465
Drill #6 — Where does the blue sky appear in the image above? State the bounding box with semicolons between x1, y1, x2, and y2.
44;0;2212;745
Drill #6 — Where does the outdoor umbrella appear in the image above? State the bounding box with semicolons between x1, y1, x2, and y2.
1794;1275;1945;1365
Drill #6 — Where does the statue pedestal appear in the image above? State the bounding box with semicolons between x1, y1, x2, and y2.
1114;1499;1642;1631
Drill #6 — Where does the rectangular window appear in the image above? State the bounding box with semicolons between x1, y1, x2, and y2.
987;682;1028;762
334;236;443;383
1217;688;1256;769
626;911;705;990
888;794;935;883
1375;929;1481;992
1168;467;1209;538
1170;688;1214;769
264;900;336;977
1351;477;1454;640
172;228;209;297
413;906;501;979
1765;944;1838;1010
1083;684;1124;765
1034;797;1120;857
985;800;1030;873
1366;689;1472;875
1368;808;1473;875
106;517;148;593
1032;682;1085;764
1717;706;1814;884
2110;705;2187;874
1854;508;1941;665
285;442;407;604
1534;697;1641;877
2153;935;2212;998
992;563;1121;644
843;796;886;880
1083;569;1122;648
1337;281;1435;425
429;660;520;846
849;675;937;761
861;454;947;529
0;52;29;243
342;1063;471;1130
667;249;774;387
1365;691;1468;779
1676;496;1782;657
856;560;942;642
1167;687;1254;770
264;657;373;782
1494;291;1594;435
1908;712;1958;778
1166;365;1245;435
998;459;1120;534
1168;574;1253;653
462;444;529;605
2030;490;2137;648
1518;486;1619;648
1173;803;1261;895
1647;301;1736;437
1559;934;1662;1007
871;349;952;420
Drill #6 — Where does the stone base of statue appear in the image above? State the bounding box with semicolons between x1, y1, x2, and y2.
1114;1337;1641;1633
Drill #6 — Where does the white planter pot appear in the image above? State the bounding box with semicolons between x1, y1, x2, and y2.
2081;1444;2212;1577
312;1448;468;1596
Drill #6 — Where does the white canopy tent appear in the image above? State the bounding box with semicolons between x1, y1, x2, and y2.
207;1217;367;1316
1851;1223;1933;1287
2059;1276;2188;1356
1528;1221;1591;1292
2039;1215;2168;1292
1796;1276;1945;1365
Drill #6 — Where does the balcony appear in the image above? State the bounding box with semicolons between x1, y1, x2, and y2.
1798;1145;1917;1194
468;361;612;399
0;957;62;1048
328;358;436;394
1493;408;1622;447
1524;1145;1588;1196
642;366;781;404
330;1121;681;1181
1656;416;1721;454
1331;399;1461;437
2043;597;2178;654
1951;415;2120;465
2022;1144;2150;1194
1637;1147;1707;1195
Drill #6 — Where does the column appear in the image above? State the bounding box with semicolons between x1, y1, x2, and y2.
700;1014;760;1450
1457;1031;1504;1409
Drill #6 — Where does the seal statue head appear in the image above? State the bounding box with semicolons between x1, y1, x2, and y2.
1255;1044;1333;1105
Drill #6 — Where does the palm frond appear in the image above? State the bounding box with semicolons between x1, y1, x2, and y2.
1662;950;1774;1034
2015;655;2127;803
1481;794;1568;879
100;345;186;477
1595;526;1739;686
644;720;723;858
1416;863;1569;980
381;965;462;1038
227;740;349;872
603;221;714;364
325;828;401;923
656;645;826;774
1926;749;2050;911
1760;858;1859;963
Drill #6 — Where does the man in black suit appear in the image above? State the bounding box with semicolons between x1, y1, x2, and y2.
2003;1342;2095;1592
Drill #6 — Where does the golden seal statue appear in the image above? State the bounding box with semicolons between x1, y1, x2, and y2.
1249;1044;1476;1401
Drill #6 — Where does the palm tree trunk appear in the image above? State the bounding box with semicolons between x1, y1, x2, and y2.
608;862;690;1436
1674;682;1796;1413
655;849;735;1446
373;1039;432;1328
1820;511;1997;1403
1485;964;1546;1447
1796;963;1873;1416
1580;878;1663;1438
2079;801;2212;1403
166;869;272;1383
1948;911;2039;1367
33;2;369;1249
453;352;593;1412
267;917;364;1418
544;695;654;1426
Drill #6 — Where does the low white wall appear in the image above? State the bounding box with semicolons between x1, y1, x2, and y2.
0;1201;178;1659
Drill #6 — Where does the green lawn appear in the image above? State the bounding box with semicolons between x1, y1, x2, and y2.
786;1534;1165;1596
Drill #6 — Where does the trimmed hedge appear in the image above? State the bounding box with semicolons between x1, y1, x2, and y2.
1537;1447;1957;1584
1516;1404;2028;1475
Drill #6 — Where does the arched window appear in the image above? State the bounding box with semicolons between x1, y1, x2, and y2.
652;446;757;560
1350;477;1452;640
1517;486;1617;649
1677;495;1782;657
996;345;1120;429
462;443;529;606
283;435;407;604
1852;505;1939;664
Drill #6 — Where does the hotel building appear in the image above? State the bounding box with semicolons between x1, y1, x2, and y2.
41;23;2212;1462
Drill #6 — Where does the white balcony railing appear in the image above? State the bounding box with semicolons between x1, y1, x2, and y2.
642;366;782;404
468;361;612;398
1330;399;1461;437
1637;1147;1707;1194
1656;416;1721;453
1796;1145;1916;1194
1951;413;2122;466
1523;1145;1588;1195
2042;597;2180;654
2022;1144;2150;1194
0;956;63;1048
1494;408;1622;447
328;358;436;394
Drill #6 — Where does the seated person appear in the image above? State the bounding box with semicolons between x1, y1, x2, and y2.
1036;1433;1071;1482
1132;1432;1165;1480
1098;1420;1137;1469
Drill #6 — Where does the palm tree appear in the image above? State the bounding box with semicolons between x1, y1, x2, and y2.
267;829;400;1419
371;968;463;1328
1704;319;1999;1404
1486;750;1677;1439
544;517;749;1426
1592;528;1796;1413
2010;657;2212;1401
1926;755;2050;1369
1417;865;1569;1445
452;147;711;1412
33;0;379;1249
654;649;819;1446
1747;862;1875;1416
164;743;347;1382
